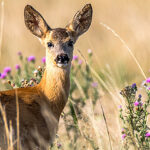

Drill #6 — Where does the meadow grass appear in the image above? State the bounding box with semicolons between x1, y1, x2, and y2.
1;48;150;150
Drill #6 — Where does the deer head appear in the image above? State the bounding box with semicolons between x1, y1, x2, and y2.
24;4;93;70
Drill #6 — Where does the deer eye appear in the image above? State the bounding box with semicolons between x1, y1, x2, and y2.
47;42;54;48
68;40;74;47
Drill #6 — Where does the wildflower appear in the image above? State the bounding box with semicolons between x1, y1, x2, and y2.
42;57;46;64
15;64;20;70
27;56;35;62
120;85;137;98
38;66;42;72
132;83;136;89
0;72;7;79
17;51;23;60
78;60;82;65
141;80;147;87
140;102;143;106
147;87;150;90
134;101;139;106
29;80;34;86
122;134;126;140
119;105;122;109
145;132;150;137
138;94;142;99
17;51;22;56
4;67;11;74
12;83;15;88
146;77;150;83
34;70;38;77
57;143;62;148
33;70;38;74
88;49;92;54
91;82;98;88
134;101;143;107
73;55;78;61
121;128;125;134
21;79;25;82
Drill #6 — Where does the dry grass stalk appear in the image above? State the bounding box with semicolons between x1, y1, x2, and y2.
100;22;147;80
0;102;9;148
9;120;13;150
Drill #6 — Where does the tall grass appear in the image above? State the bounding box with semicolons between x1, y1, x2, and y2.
0;102;10;148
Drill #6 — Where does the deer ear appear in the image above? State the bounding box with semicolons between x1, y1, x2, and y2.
24;5;51;38
66;4;92;39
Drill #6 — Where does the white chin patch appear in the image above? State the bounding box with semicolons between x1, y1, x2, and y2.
57;63;68;68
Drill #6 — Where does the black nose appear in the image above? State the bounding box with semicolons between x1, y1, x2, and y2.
55;54;70;64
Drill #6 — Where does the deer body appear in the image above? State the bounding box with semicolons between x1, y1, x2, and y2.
0;68;70;149
0;4;92;150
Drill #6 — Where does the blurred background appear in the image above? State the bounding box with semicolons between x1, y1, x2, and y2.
0;0;150;85
0;0;150;149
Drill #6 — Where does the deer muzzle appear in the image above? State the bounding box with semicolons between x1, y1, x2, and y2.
55;53;70;68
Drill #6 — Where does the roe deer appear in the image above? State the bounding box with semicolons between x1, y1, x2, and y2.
0;4;92;150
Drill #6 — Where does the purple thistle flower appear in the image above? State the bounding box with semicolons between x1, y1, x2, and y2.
57;143;62;148
91;82;98;88
4;67;11;73
121;128;125;134
146;77;150;83
42;57;46;64
134;101;143;107
134;101;140;106
73;55;78;61
0;72;7;79
145;132;150;137
17;51;22;56
122;134;126;140
78;60;82;65
140;102;143;106
27;56;35;62
119;105;122;109
132;83;136;88
138;94;142;99
15;64;20;70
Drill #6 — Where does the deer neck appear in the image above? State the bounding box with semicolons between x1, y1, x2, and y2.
38;60;71;118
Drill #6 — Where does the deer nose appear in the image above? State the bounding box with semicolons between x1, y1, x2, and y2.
55;53;70;64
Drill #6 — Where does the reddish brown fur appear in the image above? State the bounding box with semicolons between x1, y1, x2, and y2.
0;71;70;149
0;4;92;150
51;28;69;41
